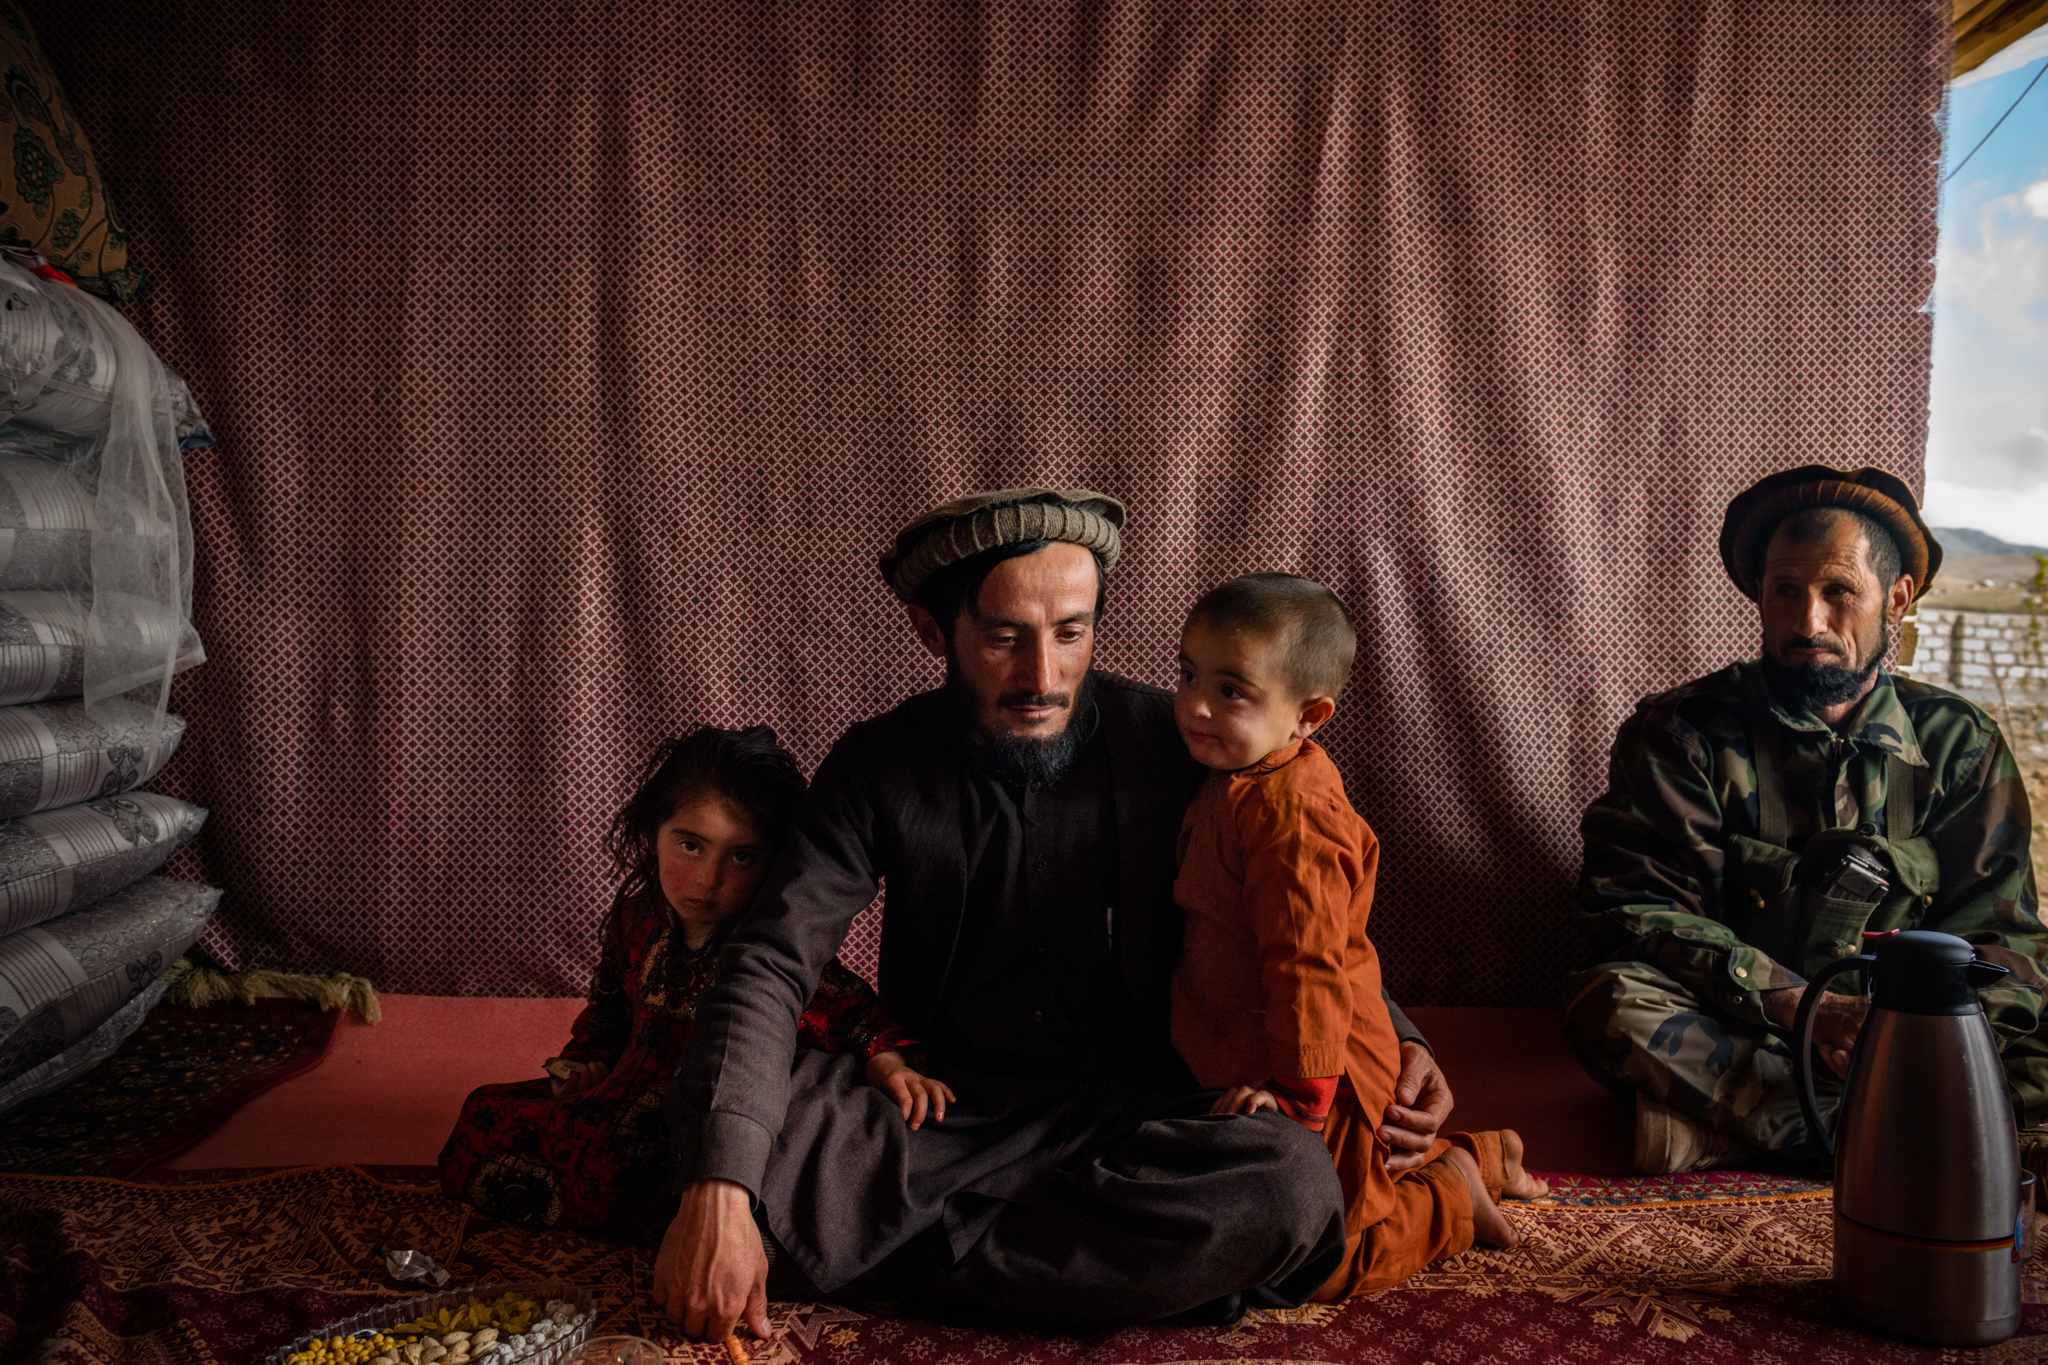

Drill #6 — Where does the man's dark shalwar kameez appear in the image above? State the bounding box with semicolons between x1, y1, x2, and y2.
665;672;1356;1327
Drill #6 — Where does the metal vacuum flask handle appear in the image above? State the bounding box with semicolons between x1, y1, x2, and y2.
1792;951;1875;1160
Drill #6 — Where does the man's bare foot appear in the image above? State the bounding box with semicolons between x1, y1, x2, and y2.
1447;1146;1521;1248
1499;1129;1549;1201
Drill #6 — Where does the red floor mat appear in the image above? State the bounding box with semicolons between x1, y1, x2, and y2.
1;1165;2036;1365
161;995;585;1170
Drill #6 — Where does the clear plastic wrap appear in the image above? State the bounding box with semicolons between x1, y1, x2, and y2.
0;258;202;766
0;264;114;460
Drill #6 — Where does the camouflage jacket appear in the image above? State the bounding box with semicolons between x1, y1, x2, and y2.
1577;661;2046;1042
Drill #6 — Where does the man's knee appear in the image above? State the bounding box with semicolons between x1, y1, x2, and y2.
1566;960;1679;1047
946;1112;1344;1324
1110;1110;1340;1249
1217;1113;1346;1300
1203;1112;1346;1261
1257;1110;1344;1213
1563;960;1712;1086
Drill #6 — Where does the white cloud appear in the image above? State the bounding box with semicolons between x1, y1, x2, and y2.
1926;188;2048;496
1923;478;2048;548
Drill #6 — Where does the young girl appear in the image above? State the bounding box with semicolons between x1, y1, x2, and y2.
439;725;949;1241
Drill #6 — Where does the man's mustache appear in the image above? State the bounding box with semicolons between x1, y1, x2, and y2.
1778;633;1850;657
996;690;1072;710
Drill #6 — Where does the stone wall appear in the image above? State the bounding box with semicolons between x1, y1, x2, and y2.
1901;608;2048;689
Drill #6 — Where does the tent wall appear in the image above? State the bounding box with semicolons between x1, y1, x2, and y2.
38;0;1945;1003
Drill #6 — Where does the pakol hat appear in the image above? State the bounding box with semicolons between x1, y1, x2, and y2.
1719;464;1940;603
879;487;1125;604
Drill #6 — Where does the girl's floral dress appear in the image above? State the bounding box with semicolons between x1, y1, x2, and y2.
438;884;909;1241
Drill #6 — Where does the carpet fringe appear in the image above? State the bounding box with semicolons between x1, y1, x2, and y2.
164;957;382;1023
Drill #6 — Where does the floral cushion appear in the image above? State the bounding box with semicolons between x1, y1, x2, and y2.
0;4;138;299
0;790;205;938
0;700;184;819
0;876;217;1085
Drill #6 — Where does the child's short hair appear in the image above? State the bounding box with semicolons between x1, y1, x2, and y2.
1187;573;1357;699
606;726;807;893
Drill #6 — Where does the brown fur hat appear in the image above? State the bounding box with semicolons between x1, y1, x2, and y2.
878;487;1125;603
1719;464;1940;603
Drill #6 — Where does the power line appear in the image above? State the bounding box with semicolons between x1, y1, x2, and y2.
1945;59;2048;184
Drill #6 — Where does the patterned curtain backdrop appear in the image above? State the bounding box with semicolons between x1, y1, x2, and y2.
33;1;1943;1003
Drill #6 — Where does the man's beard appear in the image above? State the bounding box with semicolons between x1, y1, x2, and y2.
1760;619;1890;715
948;660;1093;787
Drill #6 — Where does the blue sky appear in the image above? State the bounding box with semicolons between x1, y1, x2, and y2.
1923;45;2048;545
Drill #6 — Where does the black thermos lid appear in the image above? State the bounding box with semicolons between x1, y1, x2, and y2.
1869;930;2008;1016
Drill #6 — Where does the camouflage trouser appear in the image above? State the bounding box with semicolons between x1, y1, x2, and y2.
2004;1027;2048;1132
1563;960;1840;1153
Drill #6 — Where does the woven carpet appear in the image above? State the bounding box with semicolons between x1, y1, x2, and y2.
7;1166;2048;1365
1527;1170;1832;1209
0;1001;340;1177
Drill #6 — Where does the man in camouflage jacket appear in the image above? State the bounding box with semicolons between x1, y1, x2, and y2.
1566;466;2047;1172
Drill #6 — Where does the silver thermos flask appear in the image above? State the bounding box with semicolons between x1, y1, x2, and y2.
1795;928;2023;1346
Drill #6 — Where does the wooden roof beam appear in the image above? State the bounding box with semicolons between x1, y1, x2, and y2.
1954;0;2048;79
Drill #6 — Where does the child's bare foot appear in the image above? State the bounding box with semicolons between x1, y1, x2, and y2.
1447;1146;1521;1248
1499;1129;1549;1201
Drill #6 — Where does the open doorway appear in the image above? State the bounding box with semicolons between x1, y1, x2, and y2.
1916;30;2048;879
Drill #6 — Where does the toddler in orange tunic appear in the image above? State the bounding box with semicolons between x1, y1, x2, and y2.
1170;575;1547;1298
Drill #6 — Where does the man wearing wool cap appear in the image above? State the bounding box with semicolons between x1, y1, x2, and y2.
1567;464;2048;1173
657;487;1453;1334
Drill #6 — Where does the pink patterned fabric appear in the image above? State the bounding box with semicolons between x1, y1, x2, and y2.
36;1;1944;1002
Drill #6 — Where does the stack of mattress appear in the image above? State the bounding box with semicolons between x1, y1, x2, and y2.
0;256;217;1116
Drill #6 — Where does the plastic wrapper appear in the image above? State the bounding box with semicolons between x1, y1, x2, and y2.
0;257;203;764
380;1247;453;1288
0;264;113;458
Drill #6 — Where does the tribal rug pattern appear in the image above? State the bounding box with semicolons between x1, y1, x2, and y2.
4;1165;2046;1365
1525;1169;1832;1208
0;1000;339;1177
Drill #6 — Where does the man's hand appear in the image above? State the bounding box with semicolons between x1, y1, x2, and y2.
865;1051;957;1130
1767;986;1869;1079
651;1179;771;1341
1381;1041;1454;1172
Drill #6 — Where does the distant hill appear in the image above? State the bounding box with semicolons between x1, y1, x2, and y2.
1932;526;2047;556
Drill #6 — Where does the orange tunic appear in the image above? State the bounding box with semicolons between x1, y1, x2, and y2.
1171;738;1489;1297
